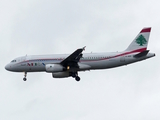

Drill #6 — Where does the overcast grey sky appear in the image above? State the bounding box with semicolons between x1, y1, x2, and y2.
1;0;160;120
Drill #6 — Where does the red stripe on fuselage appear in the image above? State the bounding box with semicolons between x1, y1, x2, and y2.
19;48;147;63
80;47;147;62
112;48;146;58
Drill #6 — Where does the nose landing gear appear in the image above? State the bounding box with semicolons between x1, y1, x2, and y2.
23;72;27;81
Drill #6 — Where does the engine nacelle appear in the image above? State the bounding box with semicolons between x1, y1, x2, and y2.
52;72;70;78
45;64;64;73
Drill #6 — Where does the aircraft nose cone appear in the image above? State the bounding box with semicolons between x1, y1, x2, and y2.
5;64;11;71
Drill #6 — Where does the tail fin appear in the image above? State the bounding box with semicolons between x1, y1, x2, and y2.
125;27;151;52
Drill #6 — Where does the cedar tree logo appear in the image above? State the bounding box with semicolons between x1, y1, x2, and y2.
136;35;147;46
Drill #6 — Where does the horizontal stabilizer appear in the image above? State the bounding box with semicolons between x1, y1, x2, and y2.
134;50;149;58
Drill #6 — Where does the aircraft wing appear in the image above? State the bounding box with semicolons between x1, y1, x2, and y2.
60;46;86;68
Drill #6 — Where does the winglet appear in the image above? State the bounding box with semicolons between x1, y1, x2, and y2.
83;46;86;51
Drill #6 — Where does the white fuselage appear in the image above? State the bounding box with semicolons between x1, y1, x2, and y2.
5;51;155;73
4;27;155;81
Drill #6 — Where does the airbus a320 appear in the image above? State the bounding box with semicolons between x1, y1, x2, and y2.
5;28;155;81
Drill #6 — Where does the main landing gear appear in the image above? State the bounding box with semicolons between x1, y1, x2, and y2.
75;76;80;81
23;72;27;81
71;72;80;81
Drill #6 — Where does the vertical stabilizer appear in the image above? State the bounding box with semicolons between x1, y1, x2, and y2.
125;27;151;52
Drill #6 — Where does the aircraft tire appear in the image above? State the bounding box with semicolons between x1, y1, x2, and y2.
75;76;80;81
23;78;27;81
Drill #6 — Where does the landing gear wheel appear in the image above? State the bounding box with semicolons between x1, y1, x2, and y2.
72;74;76;78
70;72;77;78
23;72;27;81
75;76;80;81
23;78;27;81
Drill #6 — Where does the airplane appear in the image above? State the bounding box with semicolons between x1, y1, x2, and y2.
5;27;155;81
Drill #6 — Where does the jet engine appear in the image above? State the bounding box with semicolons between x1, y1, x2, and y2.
52;72;70;78
45;64;64;73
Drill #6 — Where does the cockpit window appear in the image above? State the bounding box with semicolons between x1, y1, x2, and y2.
11;60;16;62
